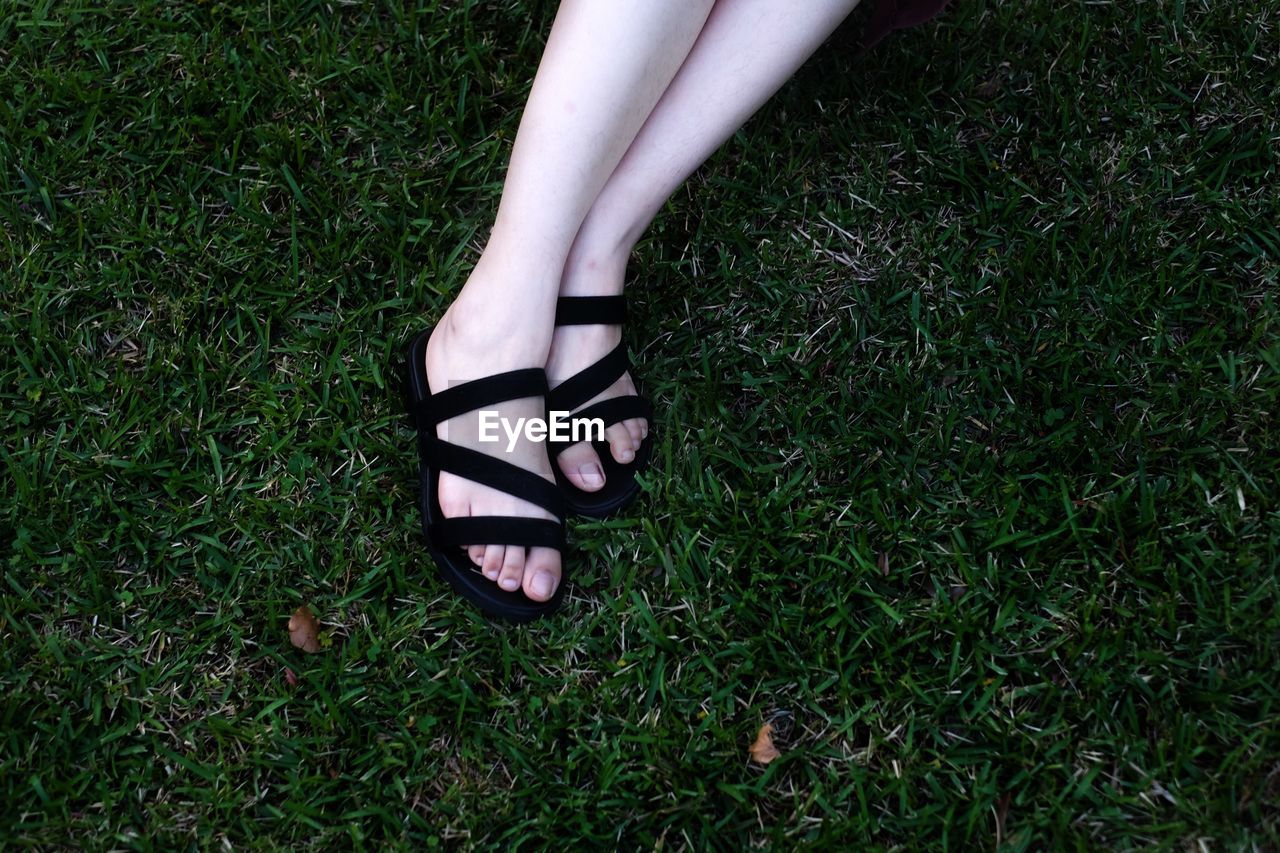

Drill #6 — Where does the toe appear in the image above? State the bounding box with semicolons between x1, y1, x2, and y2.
523;547;561;602
468;545;486;568
606;423;636;465
557;441;606;492
481;545;505;583
623;417;645;446
498;546;524;592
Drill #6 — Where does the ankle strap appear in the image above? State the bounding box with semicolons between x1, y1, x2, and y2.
554;295;626;326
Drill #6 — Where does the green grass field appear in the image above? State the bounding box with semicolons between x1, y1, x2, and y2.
3;0;1278;846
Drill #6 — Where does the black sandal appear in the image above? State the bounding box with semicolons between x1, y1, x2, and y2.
403;326;566;621
547;296;654;518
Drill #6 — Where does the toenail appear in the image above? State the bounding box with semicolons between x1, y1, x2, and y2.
619;448;634;462
500;576;520;591
532;572;555;598
579;464;603;487
484;568;499;580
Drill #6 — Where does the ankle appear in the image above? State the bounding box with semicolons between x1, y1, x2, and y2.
560;234;631;299
437;298;552;368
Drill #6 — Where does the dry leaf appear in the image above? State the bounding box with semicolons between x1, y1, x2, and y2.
877;551;890;577
288;605;322;653
749;722;781;765
284;667;298;687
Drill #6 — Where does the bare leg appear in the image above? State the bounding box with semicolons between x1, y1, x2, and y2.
427;0;714;602
547;0;864;492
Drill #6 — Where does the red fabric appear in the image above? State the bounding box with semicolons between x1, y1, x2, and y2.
861;0;952;49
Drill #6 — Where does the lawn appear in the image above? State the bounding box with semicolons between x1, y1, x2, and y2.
2;0;1278;847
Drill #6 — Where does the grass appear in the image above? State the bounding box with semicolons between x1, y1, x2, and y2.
2;0;1278;846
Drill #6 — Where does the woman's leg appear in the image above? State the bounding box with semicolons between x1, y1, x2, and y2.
547;0;864;492
430;0;714;601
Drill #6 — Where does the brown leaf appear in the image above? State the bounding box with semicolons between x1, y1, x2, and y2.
284;667;298;687
288;605;322;653
749;722;781;765
877;551;890;577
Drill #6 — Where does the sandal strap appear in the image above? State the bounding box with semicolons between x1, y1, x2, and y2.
548;395;652;457
419;368;547;426
547;340;630;413
555;295;626;326
425;436;565;518
429;515;564;549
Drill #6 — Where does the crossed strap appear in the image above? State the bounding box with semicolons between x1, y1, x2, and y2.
416;368;565;549
546;297;652;459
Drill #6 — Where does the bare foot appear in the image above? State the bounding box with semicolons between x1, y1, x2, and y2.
425;304;561;602
546;267;648;493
